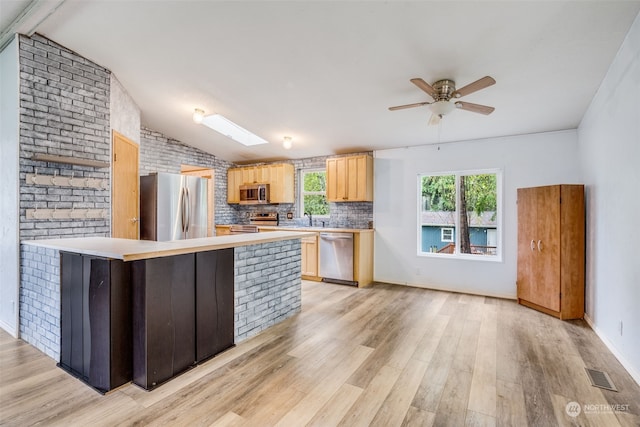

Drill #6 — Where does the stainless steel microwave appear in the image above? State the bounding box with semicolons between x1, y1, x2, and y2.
239;183;270;204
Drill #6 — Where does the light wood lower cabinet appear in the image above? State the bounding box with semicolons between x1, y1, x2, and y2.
215;225;231;236
301;234;320;281
354;231;374;287
516;184;584;319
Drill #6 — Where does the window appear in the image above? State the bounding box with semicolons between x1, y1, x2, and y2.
419;169;501;260
300;169;329;216
441;228;454;242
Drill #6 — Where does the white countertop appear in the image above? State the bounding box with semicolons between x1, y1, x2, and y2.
217;225;374;234
22;231;312;261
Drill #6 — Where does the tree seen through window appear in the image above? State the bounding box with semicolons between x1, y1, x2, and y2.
301;170;328;216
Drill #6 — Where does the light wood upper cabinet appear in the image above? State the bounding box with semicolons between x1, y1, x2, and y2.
226;168;243;204
227;163;294;204
242;168;256;186
268;164;294;203
326;155;373;202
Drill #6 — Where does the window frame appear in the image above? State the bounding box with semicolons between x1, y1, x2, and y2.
417;168;503;262
441;228;454;242
299;168;329;218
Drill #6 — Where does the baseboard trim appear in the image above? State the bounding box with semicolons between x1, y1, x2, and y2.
380;280;516;301
584;314;640;387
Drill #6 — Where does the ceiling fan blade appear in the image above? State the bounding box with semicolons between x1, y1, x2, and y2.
388;101;431;111
455;101;495;115
410;78;437;99
452;76;496;98
428;113;441;126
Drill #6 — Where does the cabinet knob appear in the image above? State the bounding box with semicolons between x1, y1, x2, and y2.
131;217;139;223
530;240;535;251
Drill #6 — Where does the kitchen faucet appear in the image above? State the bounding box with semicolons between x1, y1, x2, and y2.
304;212;312;227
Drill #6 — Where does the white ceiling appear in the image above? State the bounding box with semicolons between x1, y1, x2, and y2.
4;1;640;163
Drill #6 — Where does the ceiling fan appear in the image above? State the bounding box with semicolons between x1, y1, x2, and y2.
389;76;496;125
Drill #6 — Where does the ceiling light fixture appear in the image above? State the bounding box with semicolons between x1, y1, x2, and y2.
201;114;269;146
193;108;205;124
282;136;293;150
429;100;456;118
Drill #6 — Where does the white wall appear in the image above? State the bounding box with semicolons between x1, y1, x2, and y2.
0;36;20;336
374;130;581;298
110;74;141;144
577;12;640;383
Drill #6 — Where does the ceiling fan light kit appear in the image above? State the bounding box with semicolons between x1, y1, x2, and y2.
430;100;456;117
390;75;496;124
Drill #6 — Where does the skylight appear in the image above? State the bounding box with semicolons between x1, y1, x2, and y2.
201;114;268;146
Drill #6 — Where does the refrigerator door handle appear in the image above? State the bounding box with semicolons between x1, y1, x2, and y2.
185;187;191;234
180;187;187;233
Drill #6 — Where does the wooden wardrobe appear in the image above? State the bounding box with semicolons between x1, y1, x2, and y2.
516;184;585;319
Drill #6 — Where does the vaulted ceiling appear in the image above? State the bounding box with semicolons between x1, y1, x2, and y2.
3;1;639;163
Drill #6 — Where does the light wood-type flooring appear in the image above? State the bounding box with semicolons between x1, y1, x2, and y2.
1;281;639;426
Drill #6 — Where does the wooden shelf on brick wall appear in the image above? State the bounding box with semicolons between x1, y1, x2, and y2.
32;154;110;169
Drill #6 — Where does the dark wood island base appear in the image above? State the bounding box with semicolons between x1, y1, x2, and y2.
59;253;132;394
60;248;235;392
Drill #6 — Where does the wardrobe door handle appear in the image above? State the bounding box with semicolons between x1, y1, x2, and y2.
530;240;536;251
537;240;542;252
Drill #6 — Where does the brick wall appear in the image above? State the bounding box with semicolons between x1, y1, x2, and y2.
18;34;111;355
18;34;111;240
234;239;302;342
19;245;60;359
140;126;238;225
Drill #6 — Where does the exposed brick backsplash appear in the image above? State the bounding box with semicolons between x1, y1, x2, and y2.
234;240;302;342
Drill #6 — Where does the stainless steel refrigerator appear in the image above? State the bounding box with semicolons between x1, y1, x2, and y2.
140;172;208;241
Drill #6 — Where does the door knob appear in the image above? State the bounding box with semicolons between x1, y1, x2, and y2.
131;217;139;223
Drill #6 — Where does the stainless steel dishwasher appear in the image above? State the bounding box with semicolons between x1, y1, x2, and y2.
319;232;355;285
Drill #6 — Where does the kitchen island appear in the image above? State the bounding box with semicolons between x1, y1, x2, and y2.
21;231;310;392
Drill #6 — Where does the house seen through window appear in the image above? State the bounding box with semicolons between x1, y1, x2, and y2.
419;170;501;259
300;169;328;217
